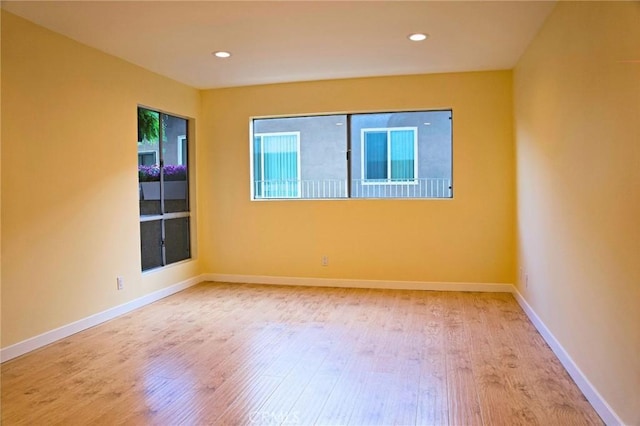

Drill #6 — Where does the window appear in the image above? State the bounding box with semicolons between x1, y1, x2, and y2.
362;127;417;183
138;107;191;271
138;151;157;166
177;135;187;165
253;132;301;198
251;110;452;199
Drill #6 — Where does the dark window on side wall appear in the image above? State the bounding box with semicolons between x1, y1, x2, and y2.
138;107;191;271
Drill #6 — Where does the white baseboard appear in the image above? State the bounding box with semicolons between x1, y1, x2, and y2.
512;288;623;426
0;275;203;363
203;273;514;292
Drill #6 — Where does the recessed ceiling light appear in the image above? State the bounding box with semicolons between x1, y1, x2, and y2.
408;33;428;42
336;122;344;126
213;51;231;58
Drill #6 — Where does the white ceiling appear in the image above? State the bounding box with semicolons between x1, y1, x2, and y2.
2;1;556;89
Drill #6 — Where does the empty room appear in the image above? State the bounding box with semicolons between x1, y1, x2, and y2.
1;1;638;425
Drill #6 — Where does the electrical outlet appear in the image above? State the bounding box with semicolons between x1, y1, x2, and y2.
321;256;329;267
117;276;124;290
525;273;529;288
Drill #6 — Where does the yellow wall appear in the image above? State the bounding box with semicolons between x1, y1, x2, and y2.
514;2;640;424
1;11;201;347
1;10;3;354
200;71;515;284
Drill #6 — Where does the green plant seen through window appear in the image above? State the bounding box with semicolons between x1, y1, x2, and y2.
137;108;167;143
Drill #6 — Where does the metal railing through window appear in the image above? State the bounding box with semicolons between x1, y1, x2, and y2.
253;178;452;199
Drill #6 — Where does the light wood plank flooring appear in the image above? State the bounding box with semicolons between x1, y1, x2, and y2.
1;282;603;425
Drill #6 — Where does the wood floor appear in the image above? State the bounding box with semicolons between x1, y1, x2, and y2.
1;282;602;425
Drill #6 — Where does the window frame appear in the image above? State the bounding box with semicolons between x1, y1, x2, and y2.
249;109;453;201
138;107;192;272
252;131;302;199
360;126;419;185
